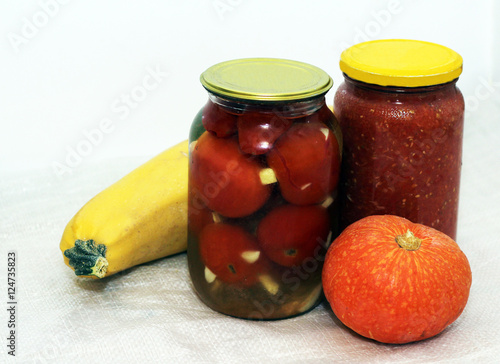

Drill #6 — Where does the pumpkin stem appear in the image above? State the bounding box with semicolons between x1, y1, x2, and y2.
64;239;108;278
395;230;422;251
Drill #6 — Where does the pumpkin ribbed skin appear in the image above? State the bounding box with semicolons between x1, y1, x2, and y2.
322;215;472;344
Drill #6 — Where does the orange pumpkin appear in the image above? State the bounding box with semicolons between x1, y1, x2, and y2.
322;215;472;344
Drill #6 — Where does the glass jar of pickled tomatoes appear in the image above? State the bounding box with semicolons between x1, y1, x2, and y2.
188;58;342;319
334;39;465;239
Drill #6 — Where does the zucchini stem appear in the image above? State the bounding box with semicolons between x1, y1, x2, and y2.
64;240;108;278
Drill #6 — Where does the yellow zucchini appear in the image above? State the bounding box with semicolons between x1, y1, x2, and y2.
60;140;189;278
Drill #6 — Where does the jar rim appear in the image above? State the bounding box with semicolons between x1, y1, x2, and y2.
342;73;459;93
340;39;463;87
200;58;333;102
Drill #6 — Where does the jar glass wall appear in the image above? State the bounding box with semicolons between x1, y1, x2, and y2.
333;40;465;239
187;59;342;319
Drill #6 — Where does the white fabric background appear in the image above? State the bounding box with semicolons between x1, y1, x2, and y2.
1;96;499;363
0;0;497;174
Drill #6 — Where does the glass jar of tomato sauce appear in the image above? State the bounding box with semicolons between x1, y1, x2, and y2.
188;58;342;319
333;39;464;239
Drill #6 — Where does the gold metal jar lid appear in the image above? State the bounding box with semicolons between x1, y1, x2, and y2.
200;58;333;102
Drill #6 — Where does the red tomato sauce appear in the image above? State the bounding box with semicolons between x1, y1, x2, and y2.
334;76;464;239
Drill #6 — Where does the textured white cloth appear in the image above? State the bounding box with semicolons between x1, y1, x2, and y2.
1;98;500;363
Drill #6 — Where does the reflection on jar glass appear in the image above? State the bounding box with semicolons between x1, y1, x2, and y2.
188;58;342;320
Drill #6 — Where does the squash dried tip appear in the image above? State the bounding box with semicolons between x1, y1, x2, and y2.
64;239;109;278
91;256;109;278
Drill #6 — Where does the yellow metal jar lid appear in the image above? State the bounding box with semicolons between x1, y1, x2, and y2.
339;39;463;87
200;58;333;102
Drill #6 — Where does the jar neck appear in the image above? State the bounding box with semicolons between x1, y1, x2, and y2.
209;93;326;118
342;74;458;94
